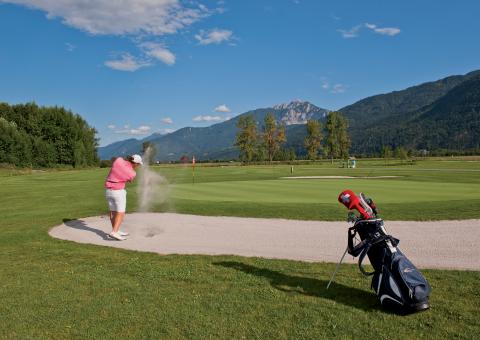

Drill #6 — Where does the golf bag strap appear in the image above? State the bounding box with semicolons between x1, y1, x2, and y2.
358;244;375;276
357;234;399;276
347;227;366;257
347;227;356;255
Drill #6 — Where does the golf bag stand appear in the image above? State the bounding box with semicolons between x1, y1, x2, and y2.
338;190;431;314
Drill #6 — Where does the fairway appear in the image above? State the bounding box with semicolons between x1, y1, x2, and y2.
171;178;480;203
1;159;480;338
153;159;480;220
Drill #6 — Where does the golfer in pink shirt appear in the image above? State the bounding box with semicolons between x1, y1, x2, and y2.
104;154;143;240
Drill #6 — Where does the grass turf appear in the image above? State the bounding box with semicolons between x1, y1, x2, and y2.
1;159;479;338
157;159;480;220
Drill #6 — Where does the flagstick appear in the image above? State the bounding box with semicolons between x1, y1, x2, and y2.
192;156;195;184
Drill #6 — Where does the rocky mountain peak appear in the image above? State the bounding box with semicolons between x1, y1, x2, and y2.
272;100;327;125
273;99;315;111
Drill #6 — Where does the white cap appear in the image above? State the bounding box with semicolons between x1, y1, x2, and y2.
131;154;143;165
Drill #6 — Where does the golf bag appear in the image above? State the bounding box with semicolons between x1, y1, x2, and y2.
338;190;431;314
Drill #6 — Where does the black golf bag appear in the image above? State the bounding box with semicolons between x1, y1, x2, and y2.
339;190;431;314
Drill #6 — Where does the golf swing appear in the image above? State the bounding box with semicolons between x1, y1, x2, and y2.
104;154;143;240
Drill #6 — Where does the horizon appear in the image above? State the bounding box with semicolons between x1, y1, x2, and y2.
1;0;479;146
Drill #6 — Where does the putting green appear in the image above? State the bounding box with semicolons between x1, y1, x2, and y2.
171;178;480;204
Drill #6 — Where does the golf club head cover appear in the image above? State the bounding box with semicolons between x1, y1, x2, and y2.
338;190;373;219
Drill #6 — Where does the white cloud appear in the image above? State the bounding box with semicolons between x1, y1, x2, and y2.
331;84;346;94
365;23;401;36
377;27;400;36
4;1;218;71
338;23;401;39
107;124;116;129
3;0;210;36
140;42;175;65
320;77;346;93
137;125;151;131
114;125;151;135
195;28;233;45
104;53;151;72
214;104;230;113
158;128;175;134
161;117;173;124
65;42;75;51
337;25;361;38
331;13;341;21
193;115;224;122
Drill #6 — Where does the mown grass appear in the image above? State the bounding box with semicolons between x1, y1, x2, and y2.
154;159;480;220
1;159;479;338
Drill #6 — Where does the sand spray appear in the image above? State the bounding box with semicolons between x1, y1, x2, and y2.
137;146;171;212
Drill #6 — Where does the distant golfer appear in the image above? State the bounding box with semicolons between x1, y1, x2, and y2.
104;154;143;240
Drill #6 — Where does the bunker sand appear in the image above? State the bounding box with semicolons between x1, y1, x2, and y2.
50;213;480;270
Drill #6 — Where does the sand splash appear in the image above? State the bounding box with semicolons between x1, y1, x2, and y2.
137;147;170;212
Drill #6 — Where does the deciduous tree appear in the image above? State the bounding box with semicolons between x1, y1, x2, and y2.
325;111;350;163
304;119;323;160
262;113;286;163
235;115;258;163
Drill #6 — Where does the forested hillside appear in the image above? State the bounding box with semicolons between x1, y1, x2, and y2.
342;70;480;154
349;74;480;154
0;102;98;167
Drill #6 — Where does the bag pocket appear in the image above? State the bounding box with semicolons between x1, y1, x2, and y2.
391;254;431;302
372;265;405;309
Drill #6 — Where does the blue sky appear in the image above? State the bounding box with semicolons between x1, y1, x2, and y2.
1;0;479;146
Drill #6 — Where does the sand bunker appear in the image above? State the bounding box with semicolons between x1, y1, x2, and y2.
281;176;402;179
49;213;480;270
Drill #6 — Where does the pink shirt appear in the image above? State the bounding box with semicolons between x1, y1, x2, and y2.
105;158;137;190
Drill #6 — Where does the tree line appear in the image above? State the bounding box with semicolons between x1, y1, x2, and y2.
0;102;99;167
235;111;350;163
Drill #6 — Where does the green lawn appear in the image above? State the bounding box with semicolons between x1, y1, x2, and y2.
158;159;480;220
1;159;479;338
172;178;480;203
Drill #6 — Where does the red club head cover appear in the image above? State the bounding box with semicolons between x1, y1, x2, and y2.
338;190;373;219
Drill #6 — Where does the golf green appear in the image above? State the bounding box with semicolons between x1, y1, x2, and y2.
171;178;480;204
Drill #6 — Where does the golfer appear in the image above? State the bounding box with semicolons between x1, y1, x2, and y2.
104;154;143;240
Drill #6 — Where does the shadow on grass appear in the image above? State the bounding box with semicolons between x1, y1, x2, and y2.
62;218;111;240
214;261;381;312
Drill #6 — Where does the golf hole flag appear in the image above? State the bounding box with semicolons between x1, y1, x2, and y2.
192;156;196;184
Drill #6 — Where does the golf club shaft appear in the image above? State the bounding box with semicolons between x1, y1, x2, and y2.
326;247;348;289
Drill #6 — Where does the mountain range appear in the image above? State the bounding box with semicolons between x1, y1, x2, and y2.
98;100;329;161
98;70;480;160
342;69;480;154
